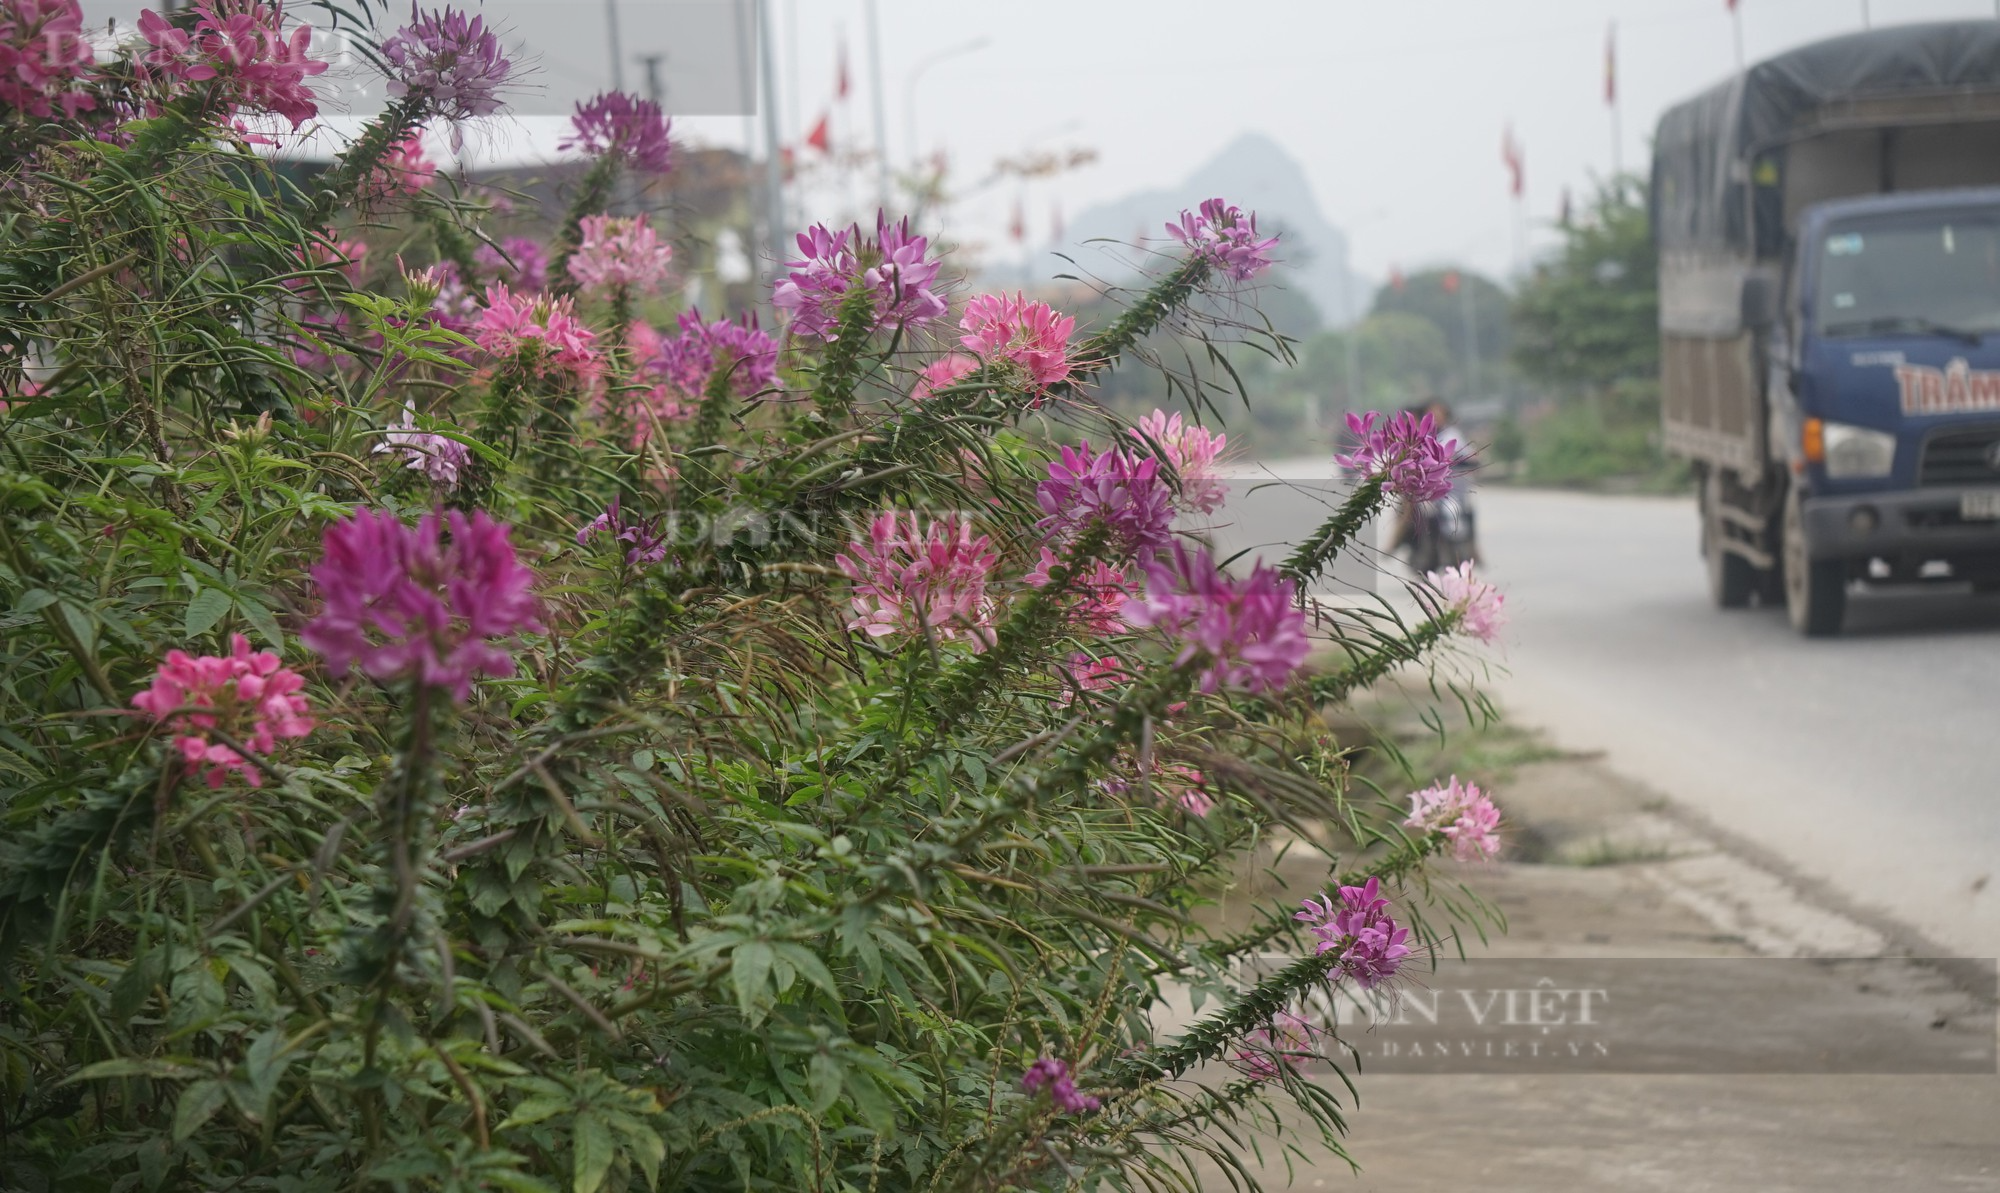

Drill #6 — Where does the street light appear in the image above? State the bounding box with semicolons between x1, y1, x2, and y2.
905;37;990;169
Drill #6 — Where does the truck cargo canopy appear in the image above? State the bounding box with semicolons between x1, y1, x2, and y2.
1653;21;2000;254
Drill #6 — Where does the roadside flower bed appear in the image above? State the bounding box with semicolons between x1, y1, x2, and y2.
0;5;1508;1189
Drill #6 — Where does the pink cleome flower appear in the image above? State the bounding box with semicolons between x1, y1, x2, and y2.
1027;549;1133;639
561;90;672;173
131;633;314;788
373;404;470;489
1059;652;1129;704
1020;1057;1099;1114
137;0;329;128
363;131;436;200
1294;877;1412;989
1230;1011;1325;1081
1165;197;1280;282
566;213;674;295
379;5;511;120
1403;775;1502;862
474;282;600;378
301;507;542;703
910;353;979;401
1424;561;1505;644
0;0;96;119
835;511;997;649
771;214;948;341
1036;441;1176;561
958;292;1075;391
1120;542;1310;695
1130;408;1227;514
1334;410;1457;503
577;496;667;566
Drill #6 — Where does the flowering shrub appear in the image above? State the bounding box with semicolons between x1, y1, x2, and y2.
0;13;1509;1190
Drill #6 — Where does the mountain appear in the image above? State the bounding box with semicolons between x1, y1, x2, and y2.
1056;133;1367;329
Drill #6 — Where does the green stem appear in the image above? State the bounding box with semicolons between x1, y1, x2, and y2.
546;155;623;295
1305;611;1460;707
1279;473;1387;586
306;97;425;223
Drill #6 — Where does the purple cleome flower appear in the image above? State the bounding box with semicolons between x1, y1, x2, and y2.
1120;542;1310;695
835;512;998;650
302;507;541;703
1334;410;1457;503
1035;441;1176;561
561;91;672;173
577;496;667;566
1021;1057;1099;1114
380;5;511;119
1294;876;1412;990
1165;197;1280;282
643;309;779;400
771;213;947;341
374;403;470;490
473;236;549;293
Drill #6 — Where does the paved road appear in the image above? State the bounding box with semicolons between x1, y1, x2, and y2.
1472;485;2000;959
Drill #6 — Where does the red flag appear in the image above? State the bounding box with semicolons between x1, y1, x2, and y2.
1726;0;1738;9
1441;270;1462;295
836;41;851;101
1501;125;1524;198
1389;265;1406;292
1604;22;1617;106
805;111;830;154
1009;197;1025;243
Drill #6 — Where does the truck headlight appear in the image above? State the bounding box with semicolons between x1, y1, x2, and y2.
1821;422;1896;478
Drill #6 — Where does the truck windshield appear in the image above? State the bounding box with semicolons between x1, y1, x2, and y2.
1814;213;2000;339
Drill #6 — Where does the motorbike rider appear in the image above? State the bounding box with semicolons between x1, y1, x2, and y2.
1386;397;1481;566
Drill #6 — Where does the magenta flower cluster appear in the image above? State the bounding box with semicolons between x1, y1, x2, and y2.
302;507;541;703
1424;561;1506;643
474;282;600;378
1230;1011;1325;1082
1334;410;1457;502
0;0;96;119
1130;408;1227;514
1035;441;1175;561
473;237;549;293
1294;877;1412;989
1165;197;1280;282
835;512;997;649
1120;543;1310;695
910;353;978;401
645;309;779;400
577;497;667;566
131;633;314;788
959;292;1075;391
380;5;511;119
374;404;470;490
771;215;948;341
1403;775;1502;862
137;0;329;129
1020;1057;1099;1114
363;131;436;200
561;91;672;174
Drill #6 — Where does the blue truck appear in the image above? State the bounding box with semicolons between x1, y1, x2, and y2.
1653;21;2000;635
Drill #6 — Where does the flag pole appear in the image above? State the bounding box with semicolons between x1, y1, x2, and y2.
757;0;786;283
1733;7;1745;71
864;0;890;212
1607;21;1622;180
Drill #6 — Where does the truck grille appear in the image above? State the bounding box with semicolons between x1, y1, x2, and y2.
1918;425;2000;486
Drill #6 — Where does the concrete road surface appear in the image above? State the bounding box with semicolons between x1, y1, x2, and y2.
1471;485;2000;959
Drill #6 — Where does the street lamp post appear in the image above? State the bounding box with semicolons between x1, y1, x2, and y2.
904;38;990;170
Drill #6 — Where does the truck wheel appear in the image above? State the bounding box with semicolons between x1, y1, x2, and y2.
1782;487;1846;636
1702;483;1755;609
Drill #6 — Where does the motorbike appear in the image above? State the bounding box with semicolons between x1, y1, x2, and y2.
1403;471;1480;573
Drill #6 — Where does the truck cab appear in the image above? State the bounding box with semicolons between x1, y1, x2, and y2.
1653;20;2000;635
1777;191;2000;628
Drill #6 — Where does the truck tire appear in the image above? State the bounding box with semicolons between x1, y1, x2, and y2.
1702;478;1755;609
1782;486;1846;636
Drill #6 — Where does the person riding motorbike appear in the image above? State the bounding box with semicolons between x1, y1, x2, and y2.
1385;398;1480;571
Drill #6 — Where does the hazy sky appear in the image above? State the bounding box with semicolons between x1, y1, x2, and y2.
659;0;2000;284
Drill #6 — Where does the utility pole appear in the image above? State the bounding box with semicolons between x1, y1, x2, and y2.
604;0;625;92
1860;0;1870;27
864;0;891;211
757;0;786;283
639;53;665;105
1460;275;1483;403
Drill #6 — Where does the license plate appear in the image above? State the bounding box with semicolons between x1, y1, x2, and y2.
1963;490;2000;520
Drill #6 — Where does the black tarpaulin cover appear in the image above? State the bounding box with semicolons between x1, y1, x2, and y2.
1653;21;2000;252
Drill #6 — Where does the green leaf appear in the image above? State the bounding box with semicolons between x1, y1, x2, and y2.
729;940;774;1022
173;1079;228;1141
806;1053;843;1115
498;1097;570;1131
571;1111;614;1193
182;587;231;638
606;1114;664;1190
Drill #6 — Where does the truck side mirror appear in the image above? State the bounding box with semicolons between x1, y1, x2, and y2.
1740;275;1778;329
